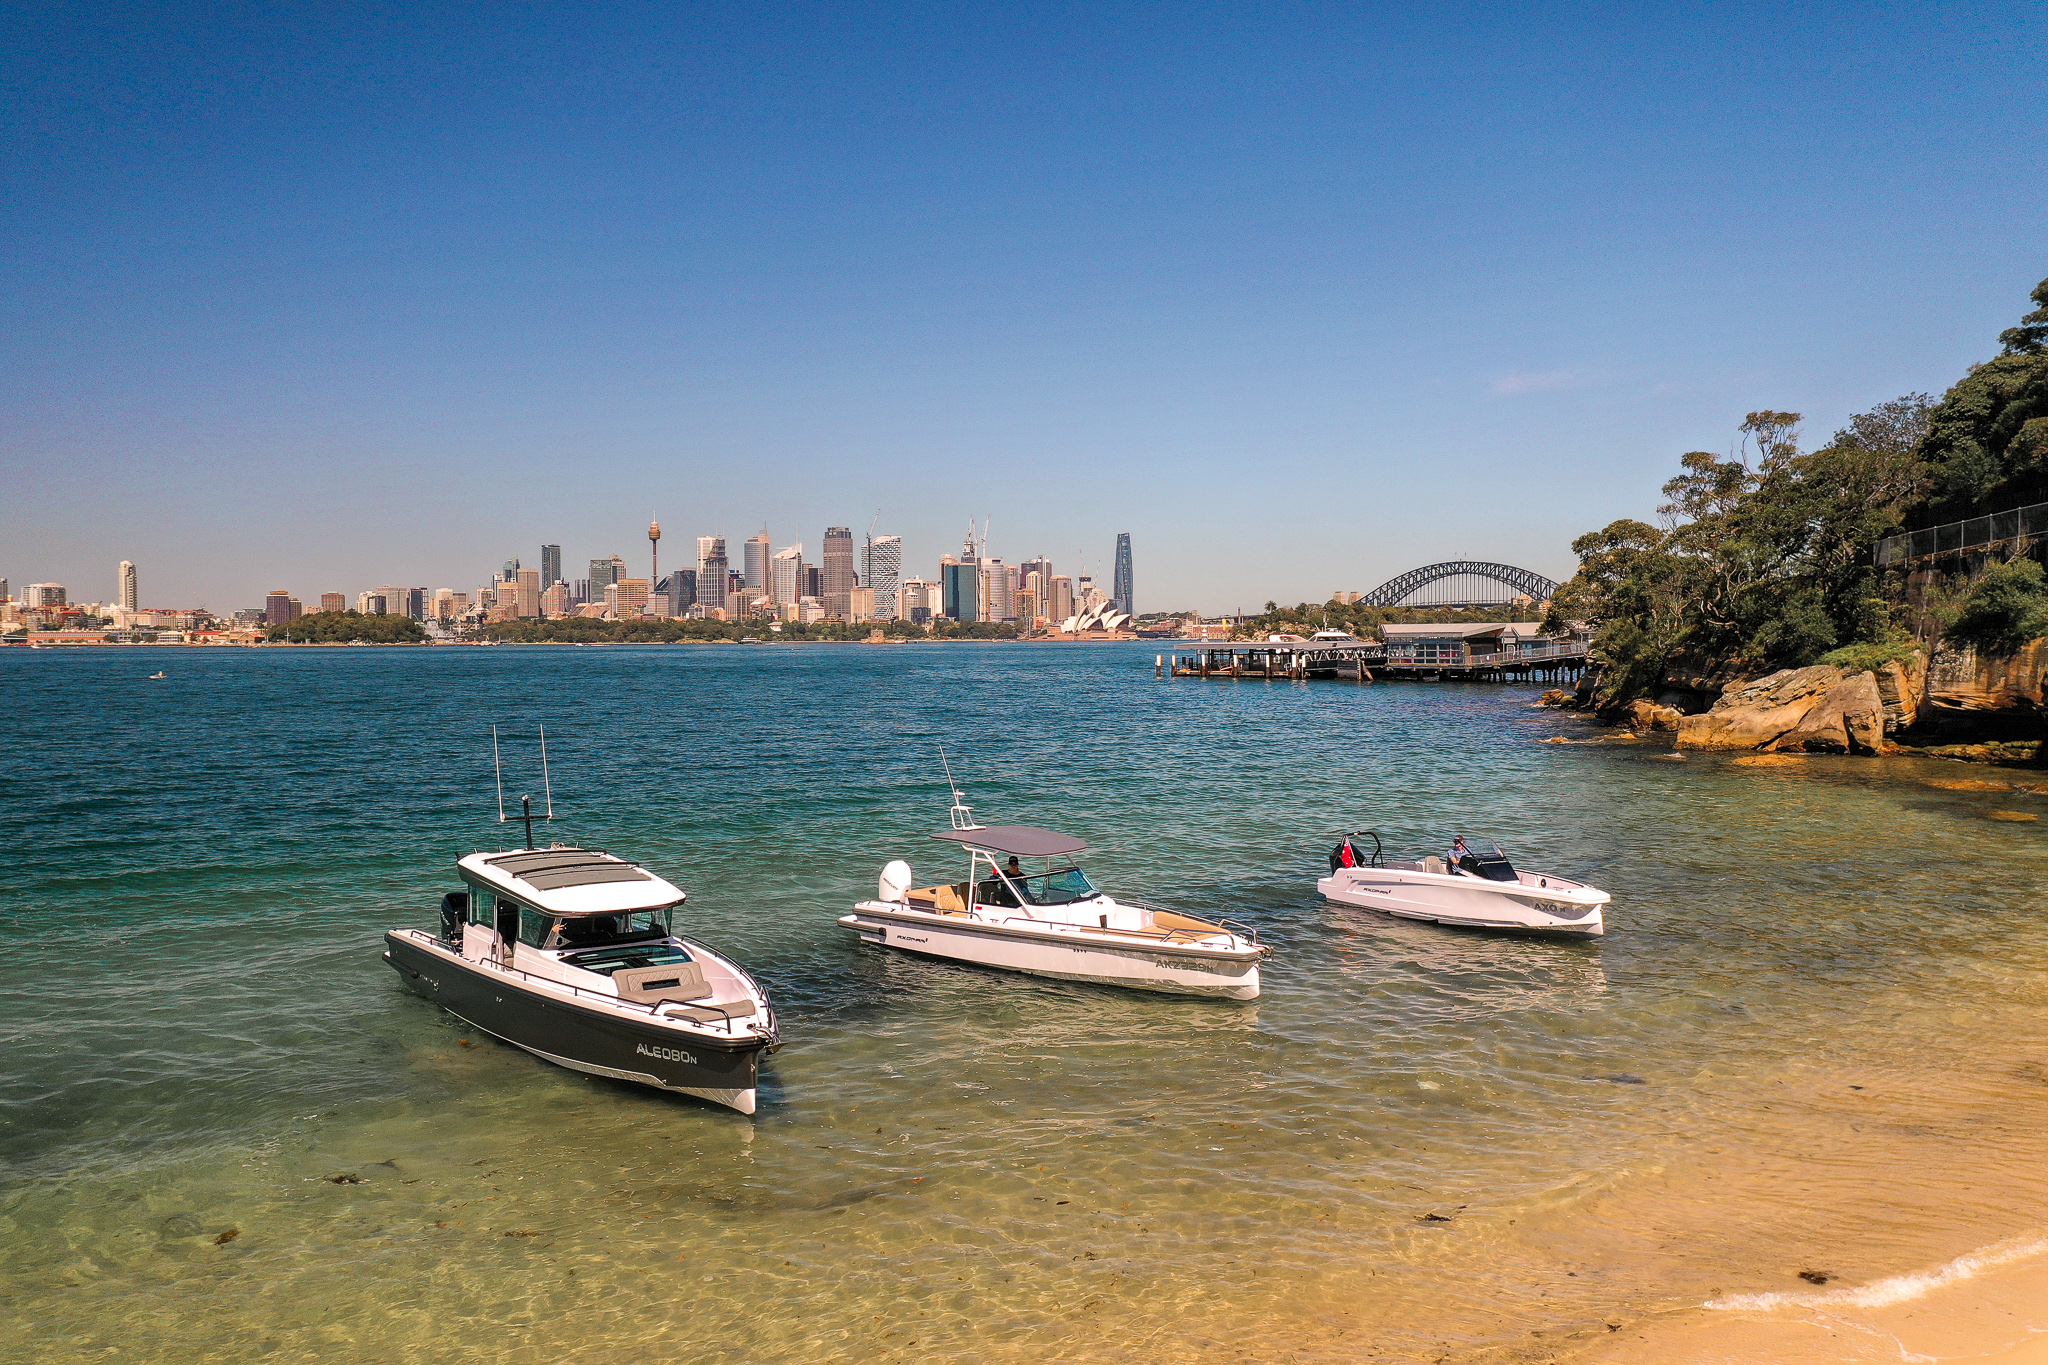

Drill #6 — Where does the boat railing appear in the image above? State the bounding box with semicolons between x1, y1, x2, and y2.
397;929;768;1038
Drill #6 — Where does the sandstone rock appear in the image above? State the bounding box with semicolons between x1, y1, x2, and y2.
1623;699;1683;731
1988;810;2040;822
1730;753;1804;767
1674;665;1842;751
1873;651;1928;733
1538;689;1575;708
1771;671;1887;755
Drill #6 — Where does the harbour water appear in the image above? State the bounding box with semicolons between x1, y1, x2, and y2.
4;642;2047;1364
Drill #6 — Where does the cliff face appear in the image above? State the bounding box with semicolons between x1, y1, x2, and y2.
1917;640;2048;732
1673;665;1891;754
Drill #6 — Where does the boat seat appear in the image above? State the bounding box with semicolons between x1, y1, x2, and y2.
906;883;968;913
662;999;758;1023
613;962;712;1004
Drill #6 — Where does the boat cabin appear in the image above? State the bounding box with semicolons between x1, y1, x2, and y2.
441;846;755;1022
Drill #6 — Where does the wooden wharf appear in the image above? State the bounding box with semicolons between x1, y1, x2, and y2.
1160;639;1588;683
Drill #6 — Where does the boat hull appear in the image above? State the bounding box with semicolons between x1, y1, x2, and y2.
1317;871;1605;936
839;904;1262;999
383;933;769;1113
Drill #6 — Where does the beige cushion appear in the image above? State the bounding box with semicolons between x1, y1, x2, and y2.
612;961;710;1003
663;999;757;1023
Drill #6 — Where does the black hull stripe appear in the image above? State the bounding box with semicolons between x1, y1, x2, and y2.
384;935;767;1096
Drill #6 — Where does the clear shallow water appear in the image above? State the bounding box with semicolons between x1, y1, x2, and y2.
4;642;2048;1364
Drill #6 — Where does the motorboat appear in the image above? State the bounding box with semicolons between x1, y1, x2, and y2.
840;796;1270;999
1317;830;1608;936
383;843;779;1113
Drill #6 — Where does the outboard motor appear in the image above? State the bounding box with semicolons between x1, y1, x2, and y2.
879;860;913;903
440;891;469;945
1328;841;1357;874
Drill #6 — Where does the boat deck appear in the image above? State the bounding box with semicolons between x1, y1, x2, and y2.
899;887;1230;945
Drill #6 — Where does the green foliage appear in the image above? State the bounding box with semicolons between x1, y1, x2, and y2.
1947;558;2048;656
1818;639;1922;673
268;610;426;644
1918;278;2048;519
1547;397;1935;703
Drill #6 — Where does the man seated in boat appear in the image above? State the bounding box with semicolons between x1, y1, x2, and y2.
976;859;1024;908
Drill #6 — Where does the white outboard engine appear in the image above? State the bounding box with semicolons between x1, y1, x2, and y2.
878;860;913;903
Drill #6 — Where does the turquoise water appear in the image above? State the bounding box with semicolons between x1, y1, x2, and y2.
5;642;2048;1364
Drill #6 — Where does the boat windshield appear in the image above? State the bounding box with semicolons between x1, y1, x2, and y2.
519;906;675;949
1015;867;1098;905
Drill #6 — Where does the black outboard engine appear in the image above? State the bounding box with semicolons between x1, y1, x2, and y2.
440;891;469;944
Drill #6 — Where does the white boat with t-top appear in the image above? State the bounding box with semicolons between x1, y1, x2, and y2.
1317;830;1608;936
840;802;1270;999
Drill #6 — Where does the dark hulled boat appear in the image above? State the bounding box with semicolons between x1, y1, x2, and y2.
384;845;778;1113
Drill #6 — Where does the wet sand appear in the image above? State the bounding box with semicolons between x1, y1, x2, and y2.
1579;1244;2048;1363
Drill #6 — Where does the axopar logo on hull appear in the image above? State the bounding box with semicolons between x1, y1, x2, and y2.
636;1043;698;1064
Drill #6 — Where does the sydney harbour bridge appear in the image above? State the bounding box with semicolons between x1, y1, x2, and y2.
1355;560;1558;609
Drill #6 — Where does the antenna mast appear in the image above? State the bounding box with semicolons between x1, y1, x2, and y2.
938;747;981;830
539;723;553;819
491;726;506;823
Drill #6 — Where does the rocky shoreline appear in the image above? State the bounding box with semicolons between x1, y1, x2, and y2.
1544;641;2048;766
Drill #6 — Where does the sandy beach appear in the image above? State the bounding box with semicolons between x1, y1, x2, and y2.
1575;1238;2048;1364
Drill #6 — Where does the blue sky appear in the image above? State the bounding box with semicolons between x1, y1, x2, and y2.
3;1;2044;612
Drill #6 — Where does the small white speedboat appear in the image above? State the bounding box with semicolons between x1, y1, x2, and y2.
1316;830;1608;936
840;795;1270;999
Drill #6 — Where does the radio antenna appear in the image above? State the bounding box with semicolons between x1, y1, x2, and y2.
539;724;554;819
492;725;506;823
938;746;980;830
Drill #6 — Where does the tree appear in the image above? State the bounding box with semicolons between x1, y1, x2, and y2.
1916;277;2048;520
1545;397;1936;704
1947;557;2048;656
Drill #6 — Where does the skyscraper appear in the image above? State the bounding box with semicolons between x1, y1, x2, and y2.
668;567;696;615
319;592;345;613
863;535;903;620
540;545;562;590
745;531;772;600
822;526;855;619
771;544;805;607
118;561;137;610
804;565;822;600
264;590;292;625
588;555;622;600
1049;575;1075;623
1019;558;1052;604
1112;533;1134;617
941;536;981;622
697;536;728;608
